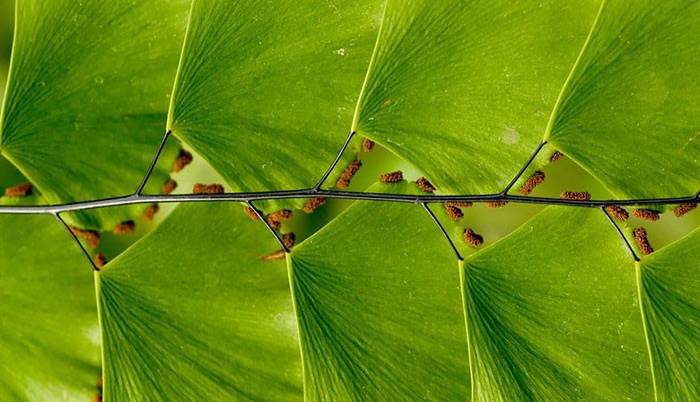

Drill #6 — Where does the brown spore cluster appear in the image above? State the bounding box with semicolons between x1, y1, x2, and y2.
266;209;292;230
633;208;660;221
549;151;563;162
673;202;697;217
172;149;193;172
69;226;100;248
303;197;326;213
162;179;177;194
560;191;591;201
633;227;654;256
113;220;135;235
282;232;296;249
463;228;483;248
361;138;375;152
486;200;508;208
416;177;436;193
192;183;225;194
243;206;259;220
4;182;33;197
337;159;362;189
143;204;160;221
94;253;107;270
517;171;545;195
605;205;629;222
379;170;404;183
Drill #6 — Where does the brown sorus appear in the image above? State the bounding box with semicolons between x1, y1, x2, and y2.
69;226;100;248
172;149;193;173
463;229;483;248
192;183;224;194
336;159;362;189
560;191;591;201
243;206;259;220
605;205;629;222
361;138;375;152
4;182;32;197
379;170;404;183
674;203;697;217
113;220;135;235
486;200;508;208
162;179;177;195
94;253;107;270
282;232;296;250
633;208;660;222
444;204;464;221
143;204;159;221
445;201;473;208
303;197;326;213
633;227;654;255
416;177;436;193
266;209;292;227
261;250;286;261
517;171;545;195
550;151;563;162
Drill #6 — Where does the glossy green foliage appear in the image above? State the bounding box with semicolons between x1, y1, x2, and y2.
0;214;99;401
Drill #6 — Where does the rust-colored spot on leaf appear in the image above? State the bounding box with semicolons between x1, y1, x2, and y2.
192;183;224;194
266;209;292;229
444;204;464;221
633;227;654;255
463;228;483;248
517;171;545;195
172;148;193;173
486;200;508;208
4;182;32;197
361;138;375;152
445;201;473;208
633;208;660;221
243;206;259;220
416;177;436;193
560;191;591;201
143;204;159;221
162;179;177;195
605;205;629;222
674;202;697;217
113;220;135;235
282;232;296;250
69;226;100;248
549;151;563;162
379;170;404;183
261;250;286;261
94;253;107;270
336;159;362;189
303;197;326;213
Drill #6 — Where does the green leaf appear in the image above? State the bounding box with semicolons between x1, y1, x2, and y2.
462;207;653;401
0;214;99;401
168;0;383;193
290;200;470;401
547;1;700;199
97;203;302;401
638;227;700;401
0;0;189;228
353;0;600;194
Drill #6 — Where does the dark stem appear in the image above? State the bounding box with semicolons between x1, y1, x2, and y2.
53;212;100;271
421;203;463;261
245;200;290;253
313;130;356;191
501;141;547;196
135;130;171;195
600;206;640;262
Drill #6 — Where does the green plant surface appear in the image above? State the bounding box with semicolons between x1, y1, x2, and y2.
96;202;302;401
289;193;470;401
546;1;700;199
167;0;383;195
637;227;700;401
0;0;189;228
0;214;99;401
